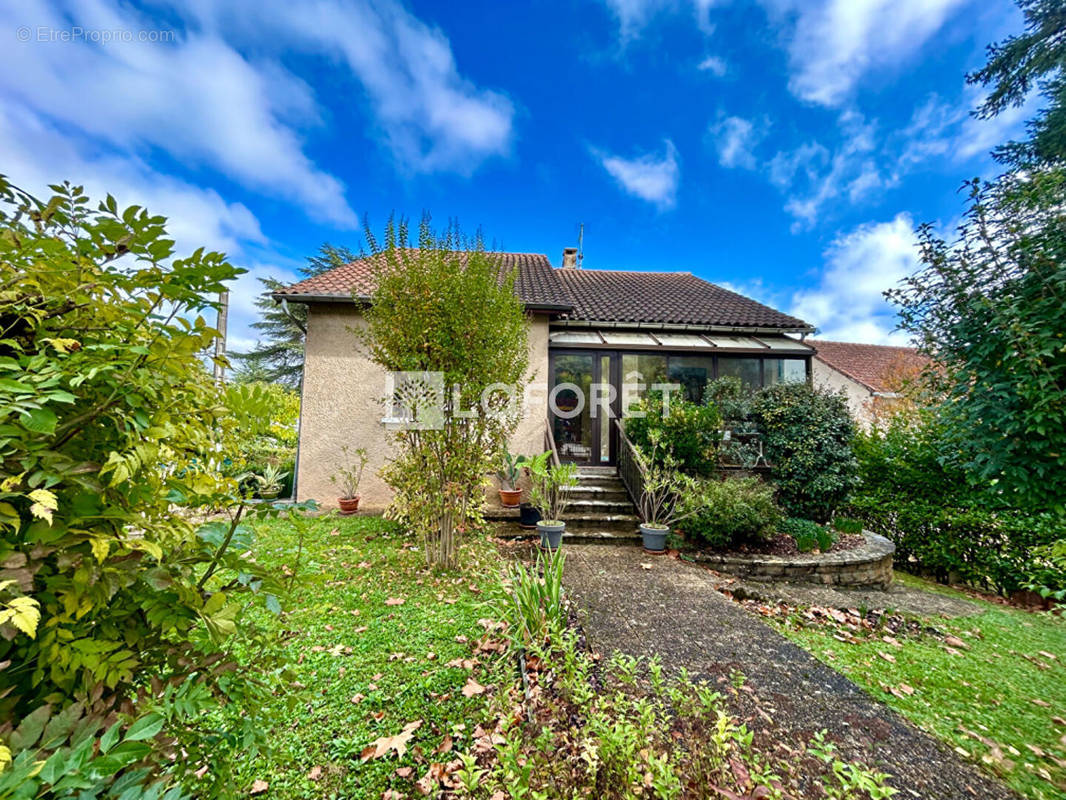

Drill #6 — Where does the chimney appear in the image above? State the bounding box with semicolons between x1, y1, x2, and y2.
562;247;578;269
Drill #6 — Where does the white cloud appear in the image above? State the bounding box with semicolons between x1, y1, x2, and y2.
788;213;921;343
0;1;357;227
603;0;719;41
226;261;304;354
766;110;890;229
708;114;766;169
596;140;680;209
697;55;727;76
761;0;972;107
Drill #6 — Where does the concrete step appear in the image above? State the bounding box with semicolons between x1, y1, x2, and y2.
567;485;630;501
572;475;626;490
562;513;640;533
495;527;641;544
567;498;635;514
575;466;618;476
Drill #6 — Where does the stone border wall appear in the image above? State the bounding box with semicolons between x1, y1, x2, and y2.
689;532;894;589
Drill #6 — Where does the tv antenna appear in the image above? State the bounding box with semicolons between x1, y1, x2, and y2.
577;222;584;269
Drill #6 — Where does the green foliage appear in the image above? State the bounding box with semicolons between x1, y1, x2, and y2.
779;518;835;553
624;392;721;476
525;452;577;523
221;381;299;498
231;243;356;387
850;411;1066;595
968;0;1066;170
681;477;782;550
359;217;529;569
1025;539;1066;602
330;445;368;499
496;450;528;491
0;177;310;794
632;431;701;529
832;517;864;535
494;550;567;648
751;382;859;522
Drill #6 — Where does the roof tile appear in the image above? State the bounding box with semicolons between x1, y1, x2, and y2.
811;339;931;393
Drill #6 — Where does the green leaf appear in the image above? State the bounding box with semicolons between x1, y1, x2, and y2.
123;713;164;742
20;407;58;435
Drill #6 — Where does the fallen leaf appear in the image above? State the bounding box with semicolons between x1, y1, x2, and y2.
361;720;423;760
877;651;896;663
396;767;414;778
462;678;486;697
306;766;322;781
350;693;365;704
435;735;453;754
385;597;405;606
250;779;269;794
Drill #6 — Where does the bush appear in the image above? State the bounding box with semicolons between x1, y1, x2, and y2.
831;517;863;535
850;411;1066;595
681;477;782;549
625;392;721;476
0;178;298;795
751;383;859;522
779;517;835;553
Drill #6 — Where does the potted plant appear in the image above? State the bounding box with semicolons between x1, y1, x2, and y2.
526;452;578;550
254;464;286;500
634;431;700;553
497;451;527;507
331;446;368;515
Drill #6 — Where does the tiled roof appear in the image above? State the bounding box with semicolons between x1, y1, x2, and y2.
812;339;931;393
274;250;573;310
275;251;812;330
554;269;811;329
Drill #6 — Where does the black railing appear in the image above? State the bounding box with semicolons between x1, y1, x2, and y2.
614;418;644;509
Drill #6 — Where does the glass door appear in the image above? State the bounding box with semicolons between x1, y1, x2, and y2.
549;351;617;465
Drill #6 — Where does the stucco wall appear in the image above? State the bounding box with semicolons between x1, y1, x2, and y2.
295;304;550;511
811;358;874;428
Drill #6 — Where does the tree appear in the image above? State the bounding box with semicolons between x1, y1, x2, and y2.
358;217;529;569
0;177;302;795
968;0;1066;169
230;243;356;387
890;2;1066;512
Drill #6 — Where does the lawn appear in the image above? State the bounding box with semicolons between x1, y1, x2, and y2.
226;513;510;798
768;573;1066;800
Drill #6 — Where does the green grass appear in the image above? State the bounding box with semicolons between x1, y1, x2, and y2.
773;573;1066;800
228;513;509;798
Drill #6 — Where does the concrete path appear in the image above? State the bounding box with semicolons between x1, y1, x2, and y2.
562;545;1018;800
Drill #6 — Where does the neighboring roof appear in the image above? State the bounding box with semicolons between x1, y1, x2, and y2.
812;339;930;393
274;250;812;331
554;269;811;330
273;250;572;311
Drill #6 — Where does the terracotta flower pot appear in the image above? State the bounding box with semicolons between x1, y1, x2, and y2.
338;496;360;516
498;488;522;507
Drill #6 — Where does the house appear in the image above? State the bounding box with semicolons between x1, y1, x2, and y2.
275;247;815;510
811;339;931;427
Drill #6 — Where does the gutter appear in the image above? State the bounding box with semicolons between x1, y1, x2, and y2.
550;319;815;335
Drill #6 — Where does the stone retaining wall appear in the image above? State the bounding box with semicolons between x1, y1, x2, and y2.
689;532;895;589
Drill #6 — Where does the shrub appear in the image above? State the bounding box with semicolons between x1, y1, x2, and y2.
360;218;529;569
682;477;782;549
0;178;301;795
625;392;721;476
779;517;834;553
832;517;864;535
850;410;1066;595
751;382;859;522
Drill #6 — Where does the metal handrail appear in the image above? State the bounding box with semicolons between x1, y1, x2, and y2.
544;415;561;468
613;418;644;510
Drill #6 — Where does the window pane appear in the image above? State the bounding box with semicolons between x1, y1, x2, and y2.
621;353;668;412
717;357;761;388
668;356;715;403
762;358;807;386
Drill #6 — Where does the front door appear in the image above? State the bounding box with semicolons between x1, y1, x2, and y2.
549;350;618;465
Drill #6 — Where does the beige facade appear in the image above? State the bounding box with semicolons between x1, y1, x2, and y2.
295;302;550;511
811;358;875;427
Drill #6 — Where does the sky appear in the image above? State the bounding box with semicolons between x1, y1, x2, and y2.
0;0;1034;351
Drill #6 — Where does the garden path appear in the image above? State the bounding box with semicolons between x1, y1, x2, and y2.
561;545;1018;800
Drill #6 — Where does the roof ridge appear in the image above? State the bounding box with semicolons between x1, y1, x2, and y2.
811;338;919;352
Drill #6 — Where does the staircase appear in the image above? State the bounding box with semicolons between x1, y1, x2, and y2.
558;466;640;544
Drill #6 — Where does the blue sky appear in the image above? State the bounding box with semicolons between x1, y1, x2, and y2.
0;0;1033;350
